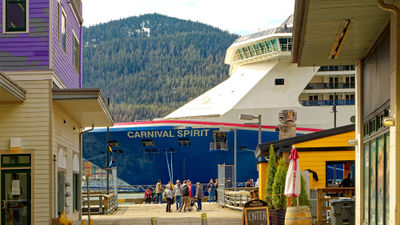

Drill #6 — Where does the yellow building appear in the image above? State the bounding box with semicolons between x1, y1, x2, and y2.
256;124;355;190
0;73;113;223
291;0;399;224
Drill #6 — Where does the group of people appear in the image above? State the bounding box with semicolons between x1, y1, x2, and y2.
144;178;219;212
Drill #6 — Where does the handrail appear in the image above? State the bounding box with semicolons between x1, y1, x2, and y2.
82;192;117;215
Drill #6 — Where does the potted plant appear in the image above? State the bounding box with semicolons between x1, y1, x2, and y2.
265;145;278;224
272;157;287;225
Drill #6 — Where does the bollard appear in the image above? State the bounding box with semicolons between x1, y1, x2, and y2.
81;221;87;225
89;219;93;225
201;213;207;225
151;217;157;225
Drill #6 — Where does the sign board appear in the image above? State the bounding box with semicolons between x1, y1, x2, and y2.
84;161;92;177
243;200;269;225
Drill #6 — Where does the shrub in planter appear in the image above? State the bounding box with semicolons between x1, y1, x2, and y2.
265;144;277;207
272;157;287;225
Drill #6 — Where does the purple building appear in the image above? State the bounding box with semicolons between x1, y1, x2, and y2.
0;0;114;224
0;0;82;88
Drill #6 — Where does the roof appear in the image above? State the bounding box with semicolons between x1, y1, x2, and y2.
292;0;390;66
255;124;355;157
52;88;114;127
0;72;26;102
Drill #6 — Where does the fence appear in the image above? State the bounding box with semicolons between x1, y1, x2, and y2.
217;164;234;207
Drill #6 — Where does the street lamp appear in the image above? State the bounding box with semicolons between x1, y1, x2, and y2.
239;114;262;146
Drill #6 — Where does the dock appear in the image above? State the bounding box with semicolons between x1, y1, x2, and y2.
83;202;242;225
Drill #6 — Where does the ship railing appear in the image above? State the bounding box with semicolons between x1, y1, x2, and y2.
305;82;355;90
210;142;229;151
300;100;355;106
82;192;117;215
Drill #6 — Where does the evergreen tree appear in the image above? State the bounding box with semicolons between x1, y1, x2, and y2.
265;144;277;207
272;158;287;210
299;174;311;207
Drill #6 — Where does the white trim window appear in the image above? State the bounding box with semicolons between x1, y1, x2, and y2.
3;0;28;32
61;8;67;52
73;33;80;74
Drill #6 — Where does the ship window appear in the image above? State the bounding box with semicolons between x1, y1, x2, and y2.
237;49;245;59
279;38;288;51
275;78;284;85
178;138;191;146
210;131;228;151
271;39;279;51
266;40;273;53
254;44;262;55
288;38;293;51
242;47;250;58
248;46;255;56
142;139;155;146
5;0;27;32
151;149;158;153
259;42;266;53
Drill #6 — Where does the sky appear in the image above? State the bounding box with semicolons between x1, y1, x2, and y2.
83;0;295;35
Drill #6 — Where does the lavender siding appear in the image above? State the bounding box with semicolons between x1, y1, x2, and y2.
0;0;50;70
51;0;81;88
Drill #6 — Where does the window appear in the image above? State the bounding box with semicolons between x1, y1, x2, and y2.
61;9;67;52
73;34;80;73
275;78;284;85
73;173;79;212
57;2;60;42
326;161;354;187
58;171;65;214
4;0;27;32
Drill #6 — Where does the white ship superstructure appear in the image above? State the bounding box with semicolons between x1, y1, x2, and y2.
165;16;355;130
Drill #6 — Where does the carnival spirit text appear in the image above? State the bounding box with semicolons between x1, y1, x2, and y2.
127;129;210;139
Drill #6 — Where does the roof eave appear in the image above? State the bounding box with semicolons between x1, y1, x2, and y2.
0;72;26;102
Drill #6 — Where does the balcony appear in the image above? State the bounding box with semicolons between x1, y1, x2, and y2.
300;100;355;106
68;0;83;24
305;82;355;90
210;142;229;151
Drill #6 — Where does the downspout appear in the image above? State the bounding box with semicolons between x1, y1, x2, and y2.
79;125;94;221
376;1;400;224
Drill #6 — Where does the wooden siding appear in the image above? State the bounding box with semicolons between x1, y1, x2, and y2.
50;0;81;88
0;79;51;224
0;0;50;71
295;150;355;189
52;102;80;220
295;131;355;148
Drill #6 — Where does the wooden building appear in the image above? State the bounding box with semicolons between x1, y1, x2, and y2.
0;0;113;224
291;0;399;224
256;124;355;189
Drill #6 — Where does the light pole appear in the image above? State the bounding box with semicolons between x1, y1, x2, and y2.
239;114;262;146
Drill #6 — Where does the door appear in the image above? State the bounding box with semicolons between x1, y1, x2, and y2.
1;169;31;225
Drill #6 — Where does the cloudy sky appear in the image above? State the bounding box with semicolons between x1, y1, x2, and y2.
83;0;295;35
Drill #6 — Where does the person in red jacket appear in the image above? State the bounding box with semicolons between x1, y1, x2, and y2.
144;188;152;204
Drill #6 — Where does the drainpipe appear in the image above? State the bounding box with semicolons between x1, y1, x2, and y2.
376;1;400;224
79;125;94;221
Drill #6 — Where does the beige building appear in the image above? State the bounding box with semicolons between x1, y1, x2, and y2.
0;72;113;224
292;0;399;224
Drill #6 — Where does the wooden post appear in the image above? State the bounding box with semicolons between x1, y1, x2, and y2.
317;189;323;225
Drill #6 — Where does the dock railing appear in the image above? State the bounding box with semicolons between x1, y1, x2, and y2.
82;192;117;215
221;187;257;210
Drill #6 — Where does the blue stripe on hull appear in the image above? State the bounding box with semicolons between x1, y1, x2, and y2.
83;126;286;185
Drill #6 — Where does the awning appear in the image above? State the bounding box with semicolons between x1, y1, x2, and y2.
255;124;355;158
0;73;26;103
292;0;390;66
52;89;114;127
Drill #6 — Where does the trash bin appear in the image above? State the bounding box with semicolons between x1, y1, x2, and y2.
329;198;355;225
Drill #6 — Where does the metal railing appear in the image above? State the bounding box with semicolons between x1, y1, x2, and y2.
305;82;355;90
300;100;355;106
221;188;257;210
210;142;229;151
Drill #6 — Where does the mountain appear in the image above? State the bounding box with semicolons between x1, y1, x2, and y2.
82;13;238;122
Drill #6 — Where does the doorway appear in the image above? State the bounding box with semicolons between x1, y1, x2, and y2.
1;169;31;225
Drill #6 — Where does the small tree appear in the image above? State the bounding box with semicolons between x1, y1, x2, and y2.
299;174;311;207
272;157;287;210
265;144;277;207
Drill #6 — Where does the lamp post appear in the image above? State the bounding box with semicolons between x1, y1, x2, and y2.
239;114;262;146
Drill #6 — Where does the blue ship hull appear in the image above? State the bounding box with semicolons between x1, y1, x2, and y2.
83;121;300;185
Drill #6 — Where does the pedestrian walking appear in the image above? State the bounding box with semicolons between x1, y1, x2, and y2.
144;188;152;204
163;184;173;212
195;182;204;211
207;178;215;202
155;180;163;204
174;180;182;210
187;180;196;211
179;180;189;212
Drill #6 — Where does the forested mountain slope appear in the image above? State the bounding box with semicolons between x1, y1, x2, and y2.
82;13;238;122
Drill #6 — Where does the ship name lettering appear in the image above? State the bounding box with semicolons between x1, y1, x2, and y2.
127;129;210;139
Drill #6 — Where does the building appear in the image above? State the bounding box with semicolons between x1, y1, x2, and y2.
291;0;399;224
256;124;355;189
0;0;113;224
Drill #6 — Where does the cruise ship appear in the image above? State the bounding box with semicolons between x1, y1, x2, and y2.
83;16;356;186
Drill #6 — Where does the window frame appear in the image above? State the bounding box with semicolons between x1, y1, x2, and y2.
3;0;29;33
61;7;67;53
72;32;80;74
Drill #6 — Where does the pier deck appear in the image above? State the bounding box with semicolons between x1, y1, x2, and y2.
83;202;242;225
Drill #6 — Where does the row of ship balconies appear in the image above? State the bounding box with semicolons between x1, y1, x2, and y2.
305;82;355;90
300;99;355;106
